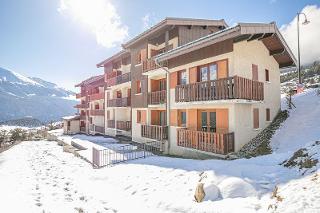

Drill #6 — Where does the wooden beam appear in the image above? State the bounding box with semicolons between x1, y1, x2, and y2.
279;61;295;68
259;33;274;40
233;34;251;43
247;33;264;41
270;48;285;56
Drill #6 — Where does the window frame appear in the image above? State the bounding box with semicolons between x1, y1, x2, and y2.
266;108;271;122
136;80;142;94
265;69;270;82
199;62;218;82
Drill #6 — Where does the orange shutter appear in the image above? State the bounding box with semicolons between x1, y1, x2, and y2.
170;109;178;126
253;108;259;129
151;110;159;125
187;109;198;130
216;109;229;133
217;59;228;79
170;72;178;89
189;67;198;83
141;110;147;124
150;79;160;92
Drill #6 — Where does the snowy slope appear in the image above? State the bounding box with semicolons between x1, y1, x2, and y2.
0;89;319;213
0;67;77;122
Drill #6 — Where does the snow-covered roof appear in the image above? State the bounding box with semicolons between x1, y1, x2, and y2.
62;115;80;121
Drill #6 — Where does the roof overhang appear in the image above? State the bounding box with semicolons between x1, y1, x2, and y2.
155;22;297;69
96;50;130;68
122;17;228;49
75;74;105;87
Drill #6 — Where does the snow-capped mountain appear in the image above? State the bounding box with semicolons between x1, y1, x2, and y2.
0;67;77;123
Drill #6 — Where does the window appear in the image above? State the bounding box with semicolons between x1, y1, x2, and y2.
200;63;218;82
179;111;186;127
159;78;166;90
67;121;71;127
136;52;142;64
136;80;141;94
266;108;271;121
116;90;122;98
265;69;270;82
178;70;187;85
253;108;259;129
137;111;142;123
159;111;166;126
95;104;99;109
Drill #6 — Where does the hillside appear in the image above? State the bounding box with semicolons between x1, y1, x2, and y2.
0;67;77;123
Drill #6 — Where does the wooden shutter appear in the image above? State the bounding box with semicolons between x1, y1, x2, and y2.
170;72;178;89
189;67;198;83
141;110;147;124
187;109;198;130
216;109;229;133
266;108;270;121
252;64;258;81
151;110;159;125
170;109;178;126
217;59;228;79
140;49;147;61
253;108;259;129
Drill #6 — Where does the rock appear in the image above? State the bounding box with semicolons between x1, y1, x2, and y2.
218;177;257;199
204;183;220;201
194;183;205;203
63;145;75;154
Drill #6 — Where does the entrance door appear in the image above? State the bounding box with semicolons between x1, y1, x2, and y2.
200;110;216;132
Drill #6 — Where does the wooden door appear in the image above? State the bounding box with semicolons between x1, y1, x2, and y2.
217;60;228;79
199;110;217;132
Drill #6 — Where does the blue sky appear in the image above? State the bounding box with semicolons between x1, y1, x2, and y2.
0;0;319;91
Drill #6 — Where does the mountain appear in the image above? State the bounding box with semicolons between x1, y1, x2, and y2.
0;117;43;127
0;67;77;123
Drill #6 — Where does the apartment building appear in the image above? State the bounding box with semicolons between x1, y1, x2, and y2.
97;50;132;137
75;75;105;135
72;17;296;158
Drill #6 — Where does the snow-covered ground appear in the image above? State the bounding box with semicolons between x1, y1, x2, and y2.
0;89;319;213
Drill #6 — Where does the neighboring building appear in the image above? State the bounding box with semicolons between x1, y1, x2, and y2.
97;50;132;137
75;75;105;135
62;115;80;135
71;18;296;158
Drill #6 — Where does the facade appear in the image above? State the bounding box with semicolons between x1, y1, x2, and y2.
75;75;105;135
72;18;296;158
63;115;80;135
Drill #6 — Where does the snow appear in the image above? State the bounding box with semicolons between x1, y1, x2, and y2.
61;94;77;101
0;89;319;212
62;115;79;120
11;71;43;86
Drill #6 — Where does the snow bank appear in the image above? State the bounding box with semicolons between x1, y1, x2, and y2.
218;177;257;199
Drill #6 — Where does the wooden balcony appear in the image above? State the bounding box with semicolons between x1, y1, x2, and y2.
175;76;264;103
90;92;104;101
74;103;88;108
107;120;115;128
90;109;104;116
106;72;131;87
107;97;131;107
177;129;235;155
148;90;166;105
117;121;131;131
141;125;168;140
142;59;168;73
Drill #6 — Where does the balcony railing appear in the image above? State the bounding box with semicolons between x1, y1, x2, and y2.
90;109;104;116
107;120;115;128
74;103;89;108
117;121;131;131
142;59;168;73
148;90;166;105
141;125;168;140
175;76;264;102
89;124;104;134
177;129;235;155
107;97;131;107
106;72;131;87
90;92;104;101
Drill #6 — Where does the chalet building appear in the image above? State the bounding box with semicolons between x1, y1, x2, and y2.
97;50;132;137
75;75;105;135
72;17;296;158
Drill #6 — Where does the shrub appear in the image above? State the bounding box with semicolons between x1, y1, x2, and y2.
0;130;9;147
9;128;28;142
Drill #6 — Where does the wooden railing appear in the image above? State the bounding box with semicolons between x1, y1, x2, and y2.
74;103;88;108
141;125;168;140
116;121;131;131
107;97;131;107
90;109;104;116
177;129;234;155
142;59;168;73
148;90;166;105
107;120;115;128
106;72;131;87
90;92;104;101
80;115;86;120
175;76;264;102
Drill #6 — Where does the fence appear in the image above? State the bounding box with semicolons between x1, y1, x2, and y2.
92;141;163;168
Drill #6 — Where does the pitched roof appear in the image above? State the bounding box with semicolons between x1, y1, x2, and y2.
122;17;228;49
96;50;129;68
75;74;104;87
155;22;296;68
